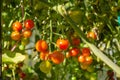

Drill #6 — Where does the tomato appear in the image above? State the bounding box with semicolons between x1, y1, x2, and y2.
23;30;32;38
19;44;25;50
87;31;97;40
71;37;80;46
107;70;114;77
82;48;91;57
35;40;48;52
24;19;34;30
90;73;97;80
40;51;49;60
39;60;52;74
56;38;69;50
85;56;93;65
80;63;89;70
12;21;22;31
51;51;64;64
66;52;71;58
19;72;26;79
78;55;85;63
11;31;21;41
87;65;95;72
69;47;80;57
21;38;29;45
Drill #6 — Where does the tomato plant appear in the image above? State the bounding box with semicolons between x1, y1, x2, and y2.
2;0;120;80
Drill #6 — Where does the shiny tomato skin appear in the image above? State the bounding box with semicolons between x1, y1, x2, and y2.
72;37;80;46
12;21;22;31
69;47;80;57
56;39;69;50
24;19;34;30
51;51;64;64
82;48;91;57
87;31;97;39
11;31;21;41
23;30;32;38
40;51;49;60
85;56;93;65
78;55;85;63
35;40;48;52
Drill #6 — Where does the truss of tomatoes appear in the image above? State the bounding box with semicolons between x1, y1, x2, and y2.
11;19;34;49
35;36;94;73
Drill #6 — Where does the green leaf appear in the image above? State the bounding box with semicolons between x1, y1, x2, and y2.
2;53;26;64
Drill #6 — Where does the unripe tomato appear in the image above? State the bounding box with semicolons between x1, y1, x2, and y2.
66;52;71;58
82;48;91;57
69;47;80;57
71;37;80;46
40;51;49;60
23;30;32;38
78;55;85;63
56;38;69;50
24;19;34;30
12;21;22;31
85;56;93;65
39;60;52;74
11;31;21;41
21;38;29;45
51;51;64;64
87;31;97;40
35;40;48;52
19;44;25;50
80;63;89;70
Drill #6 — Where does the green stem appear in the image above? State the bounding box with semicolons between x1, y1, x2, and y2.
12;67;15;80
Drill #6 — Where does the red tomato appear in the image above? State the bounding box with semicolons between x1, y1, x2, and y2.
107;70;114;77
71;37;80;46
12;21;22;31
35;40;48;52
51;51;64;64
78;55;85;63
69;47;80;57
11;31;21;41
24;19;34;30
23;30;32;38
56;39;69;50
19;72;26;79
87;31;97;39
85;56;93;65
82;48;91;57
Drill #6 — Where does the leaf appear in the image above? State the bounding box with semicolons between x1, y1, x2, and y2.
2;53;26;64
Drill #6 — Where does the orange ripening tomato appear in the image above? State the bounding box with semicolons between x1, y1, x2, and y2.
84;56;93;65
87;31;97;39
82;48;91;57
56;38;69;50
78;55;85;63
11;31;21;41
12;21;22;31
23;30;32;38
69;47;80;57
24;19;34;30
71;37;80;46
51;51;64;64
36;40;48;52
40;51;49;60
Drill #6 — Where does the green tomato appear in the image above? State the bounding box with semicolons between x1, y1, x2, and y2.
71;76;77;80
90;73;97;80
21;38;29;46
19;45;25;50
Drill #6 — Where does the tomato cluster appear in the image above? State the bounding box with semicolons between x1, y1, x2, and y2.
35;35;94;73
11;19;34;50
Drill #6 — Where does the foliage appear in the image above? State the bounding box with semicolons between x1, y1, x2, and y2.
2;0;120;80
